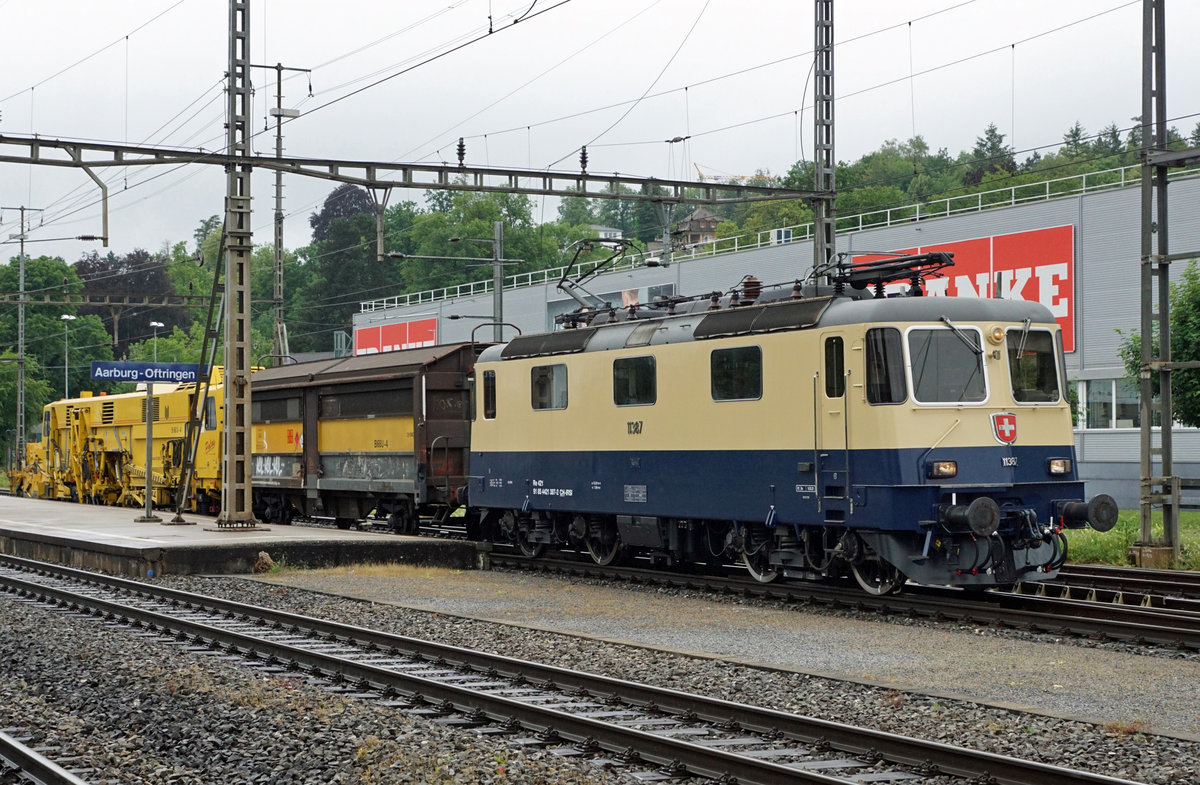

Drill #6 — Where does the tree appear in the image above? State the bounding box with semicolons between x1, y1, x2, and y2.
1118;259;1200;427
963;124;1015;186
0;350;54;459
1062;122;1088;158
74;248;180;358
192;215;221;254
309;184;375;243
558;190;595;226
289;199;419;353
1092;123;1124;157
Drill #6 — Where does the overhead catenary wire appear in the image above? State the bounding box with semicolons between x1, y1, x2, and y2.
0;0;1164;264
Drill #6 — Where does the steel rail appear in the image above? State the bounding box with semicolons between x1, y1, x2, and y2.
0;730;90;785
1057;564;1200;598
0;555;1143;785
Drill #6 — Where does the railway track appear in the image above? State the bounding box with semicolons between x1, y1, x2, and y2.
1032;564;1200;607
0;729;91;785
0;554;1143;785
491;554;1200;652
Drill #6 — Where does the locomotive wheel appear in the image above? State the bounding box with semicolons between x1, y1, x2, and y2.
584;521;621;566
851;557;905;596
517;537;547;558
742;547;778;583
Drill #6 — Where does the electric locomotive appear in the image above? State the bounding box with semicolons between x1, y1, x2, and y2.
469;253;1116;594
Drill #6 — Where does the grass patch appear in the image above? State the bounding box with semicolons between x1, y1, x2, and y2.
1065;510;1200;569
280;562;463;580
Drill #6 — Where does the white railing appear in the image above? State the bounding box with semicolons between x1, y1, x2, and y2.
360;163;1199;313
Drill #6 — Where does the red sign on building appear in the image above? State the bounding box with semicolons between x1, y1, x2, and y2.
853;225;1075;351
353;317;438;355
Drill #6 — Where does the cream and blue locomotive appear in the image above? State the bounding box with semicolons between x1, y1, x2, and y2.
468;253;1116;594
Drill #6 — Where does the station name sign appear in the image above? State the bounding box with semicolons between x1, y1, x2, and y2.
90;361;202;383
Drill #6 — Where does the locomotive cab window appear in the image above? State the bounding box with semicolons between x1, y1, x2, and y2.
531;364;568;410
711;346;762;401
824;337;844;397
482;370;497;419
908;327;986;403
204;396;217;430
613;356;656;406
865;328;906;404
1006;328;1060;403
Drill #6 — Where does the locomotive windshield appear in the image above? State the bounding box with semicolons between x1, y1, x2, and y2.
1006;328;1061;403
908;328;987;403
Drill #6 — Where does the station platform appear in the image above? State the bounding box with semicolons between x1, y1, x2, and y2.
0;496;487;578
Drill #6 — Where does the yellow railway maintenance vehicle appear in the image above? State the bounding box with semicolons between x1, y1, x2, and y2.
34;369;226;512
6;441;48;498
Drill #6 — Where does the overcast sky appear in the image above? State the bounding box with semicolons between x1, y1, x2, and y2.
2;0;1198;266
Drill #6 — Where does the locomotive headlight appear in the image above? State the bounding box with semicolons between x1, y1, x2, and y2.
927;460;958;479
987;325;1005;345
1047;458;1073;475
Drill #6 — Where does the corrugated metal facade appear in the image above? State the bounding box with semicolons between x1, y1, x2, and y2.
352;177;1200;506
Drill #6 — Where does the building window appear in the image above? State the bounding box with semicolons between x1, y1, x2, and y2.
614;356;656;406
824;337;844;397
711;346;762;401
482;370;496;419
865;328;906;404
531;364;568;410
1082;378;1152;429
1085;379;1113;428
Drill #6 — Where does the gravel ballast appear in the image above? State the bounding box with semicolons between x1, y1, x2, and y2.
3;564;1198;784
0;597;631;784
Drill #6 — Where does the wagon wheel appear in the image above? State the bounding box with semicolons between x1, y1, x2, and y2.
584;520;621;566
851;556;905;596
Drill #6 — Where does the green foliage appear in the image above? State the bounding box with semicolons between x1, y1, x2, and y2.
0;350;54;449
1066;510;1200;570
962;123;1016;186
1117;260;1200;427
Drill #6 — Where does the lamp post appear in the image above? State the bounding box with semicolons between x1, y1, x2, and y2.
60;314;76;398
150;321;164;362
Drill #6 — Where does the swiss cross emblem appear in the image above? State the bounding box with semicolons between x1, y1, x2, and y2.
992;412;1018;444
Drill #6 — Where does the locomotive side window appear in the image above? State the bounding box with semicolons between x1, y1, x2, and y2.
908;328;986;403
865;328;906;404
613;356;656;406
531;364;568;410
204;396;217;430
482;370;497;419
1006;329;1060;403
711;346;762;401
824;337;844;397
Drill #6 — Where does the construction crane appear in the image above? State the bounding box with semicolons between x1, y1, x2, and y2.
693;163;753;183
